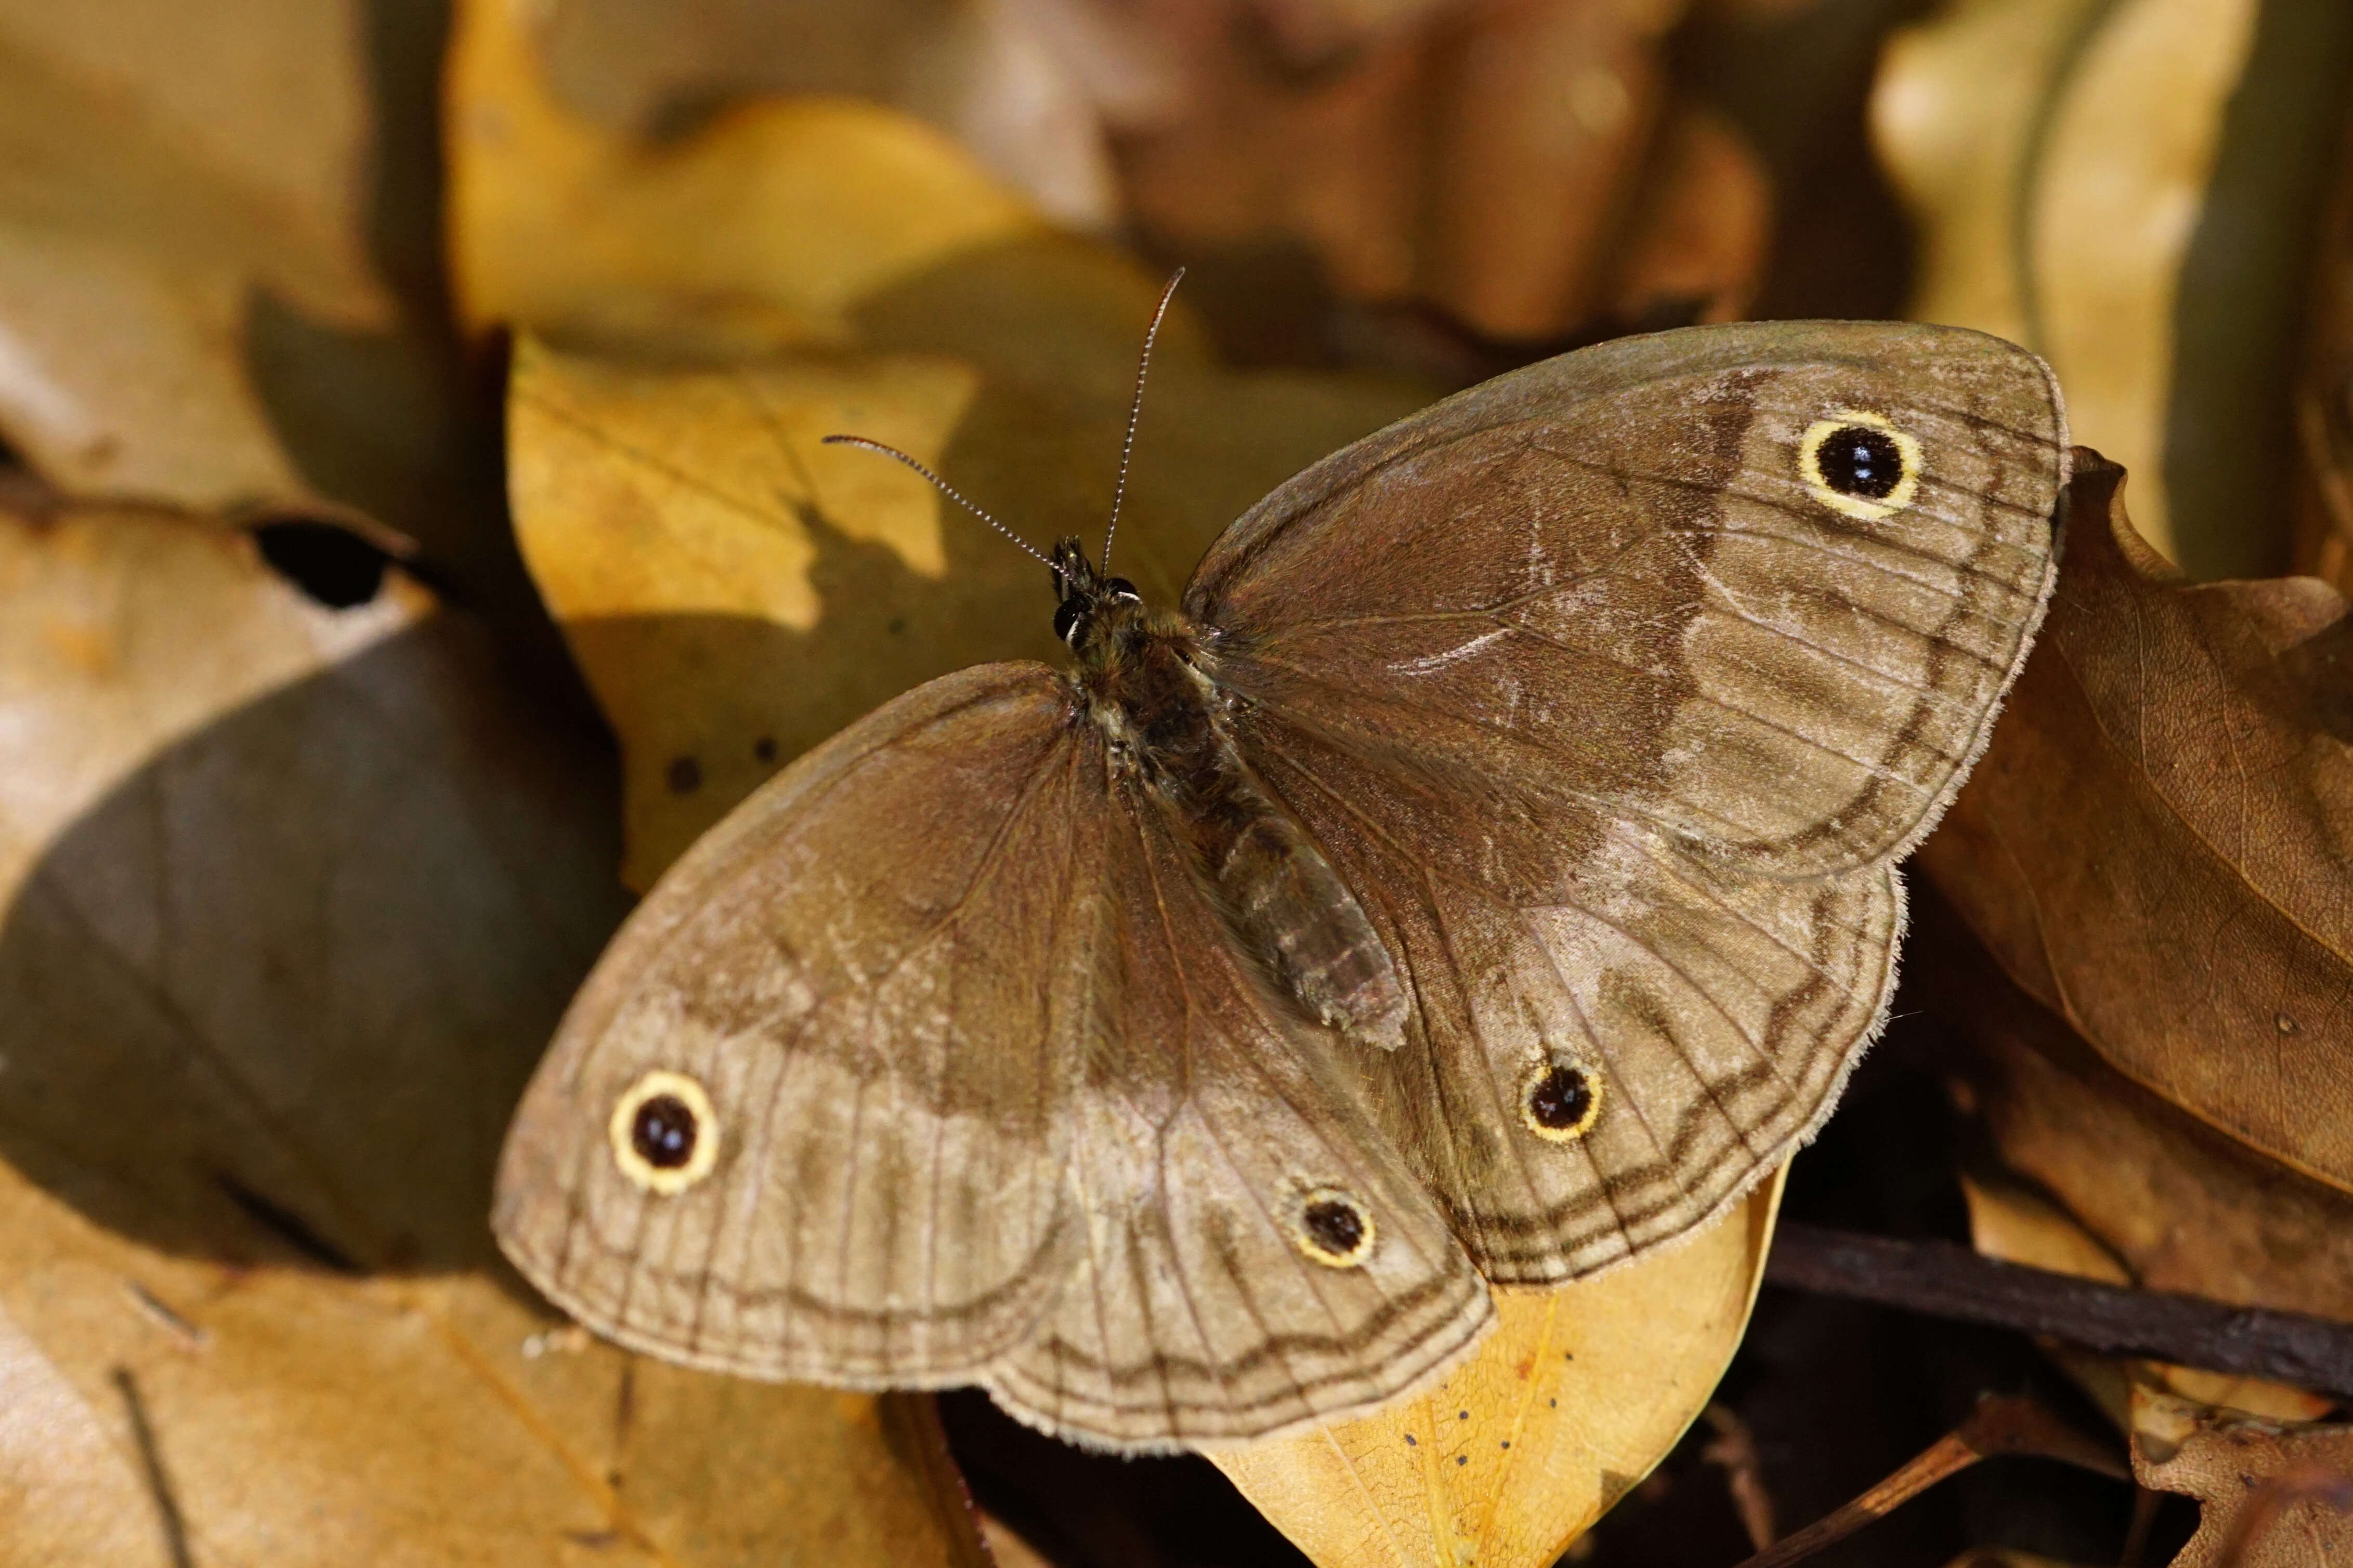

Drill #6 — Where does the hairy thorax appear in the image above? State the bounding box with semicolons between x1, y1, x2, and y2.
1070;596;1406;1049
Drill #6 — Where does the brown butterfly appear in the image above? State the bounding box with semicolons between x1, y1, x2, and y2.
493;299;2069;1452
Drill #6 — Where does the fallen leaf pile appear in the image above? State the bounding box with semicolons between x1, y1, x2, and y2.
3;0;2351;1564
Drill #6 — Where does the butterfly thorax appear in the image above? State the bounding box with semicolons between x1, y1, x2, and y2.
1051;536;1407;1049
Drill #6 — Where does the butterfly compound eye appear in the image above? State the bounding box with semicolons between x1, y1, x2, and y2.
1103;576;1140;602
1521;1061;1602;1142
1054;598;1088;647
1295;1188;1376;1268
608;1069;721;1195
1798;409;1922;521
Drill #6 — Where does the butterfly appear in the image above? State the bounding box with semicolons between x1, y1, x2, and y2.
493;299;2069;1452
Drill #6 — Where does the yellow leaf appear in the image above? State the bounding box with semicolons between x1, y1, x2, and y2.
1874;0;2261;562
1205;1166;1785;1568
447;0;1041;354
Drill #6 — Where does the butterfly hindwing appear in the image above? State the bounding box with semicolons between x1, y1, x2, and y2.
989;788;1490;1447
1190;321;2067;1281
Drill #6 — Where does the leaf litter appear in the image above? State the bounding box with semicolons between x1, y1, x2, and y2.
7;0;2353;1562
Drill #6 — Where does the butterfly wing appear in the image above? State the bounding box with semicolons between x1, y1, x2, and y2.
1185;321;2068;1282
988;784;1492;1448
494;665;1097;1382
493;662;1488;1447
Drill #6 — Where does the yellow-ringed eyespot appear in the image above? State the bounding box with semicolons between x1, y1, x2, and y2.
1295;1187;1376;1268
1798;409;1922;521
1521;1060;1603;1141
609;1069;720;1195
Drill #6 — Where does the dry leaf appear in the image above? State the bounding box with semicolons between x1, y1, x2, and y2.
0;503;983;1564
1923;899;2353;1330
1113;0;1713;340
1205;1167;1785;1568
2131;1385;2353;1567
0;1;417;513
447;0;1044;356
1605;97;1771;328
1874;0;2256;563
1916;453;2353;1195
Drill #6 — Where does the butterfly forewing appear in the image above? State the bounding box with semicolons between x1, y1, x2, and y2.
1188;321;2066;1281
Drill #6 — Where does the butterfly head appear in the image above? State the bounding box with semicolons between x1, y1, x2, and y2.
1051;536;1143;658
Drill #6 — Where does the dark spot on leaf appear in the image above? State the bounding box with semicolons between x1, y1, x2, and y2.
1456;1455;1467;1466
666;756;702;794
631;1093;698;1170
1403;1434;1416;1446
754;736;778;763
252;521;390;610
1815;425;1904;499
887;616;908;635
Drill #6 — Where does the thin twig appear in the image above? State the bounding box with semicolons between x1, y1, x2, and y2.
1727;1395;2124;1568
1702;1402;1777;1550
1767;1226;2353;1400
113;1367;193;1568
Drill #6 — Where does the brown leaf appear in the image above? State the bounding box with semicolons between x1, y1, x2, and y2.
1204;1166;1785;1568
0;503;983;1563
1604;97;1771;327
1919;894;2353;1333
0;1;423;514
1916;453;2353;1195
2131;1385;2353;1567
1113;0;1707;340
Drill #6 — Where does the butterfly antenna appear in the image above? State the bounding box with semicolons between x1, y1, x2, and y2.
818;435;1064;583
1101;267;1185;575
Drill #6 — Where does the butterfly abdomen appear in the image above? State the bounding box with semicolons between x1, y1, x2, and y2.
1095;626;1406;1048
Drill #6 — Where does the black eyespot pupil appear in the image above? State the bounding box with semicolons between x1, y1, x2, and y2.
1054;599;1086;645
1816;426;1904;499
1529;1065;1593;1130
631;1095;698;1169
1303;1197;1365;1256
